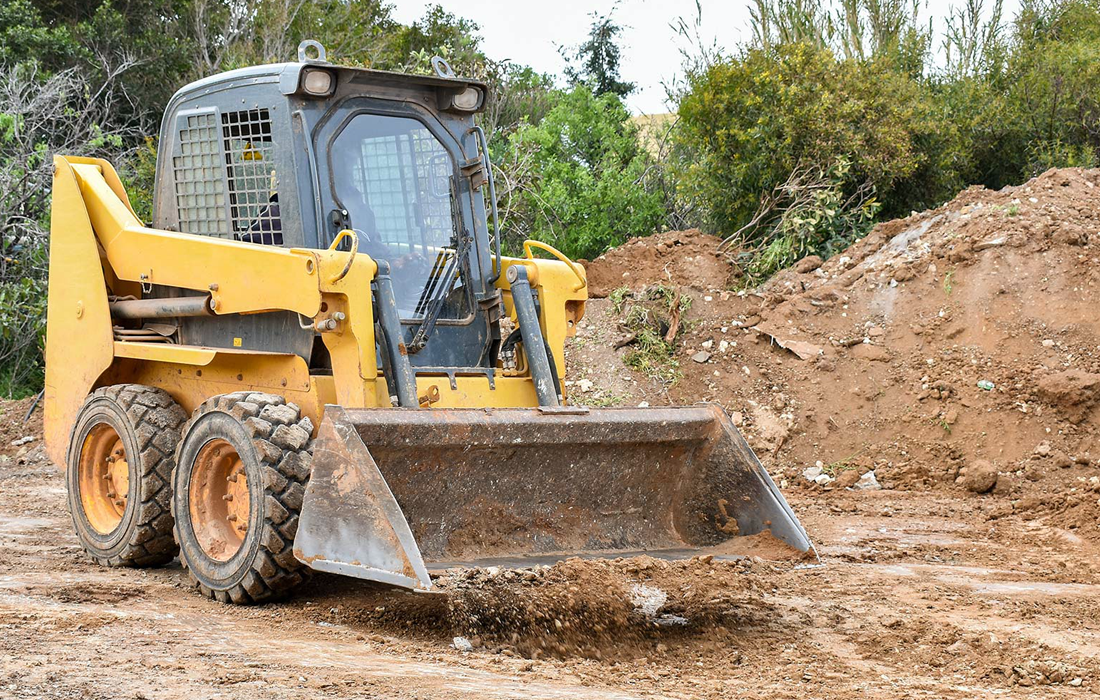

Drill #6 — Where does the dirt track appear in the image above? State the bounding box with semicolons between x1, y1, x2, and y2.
2;427;1099;698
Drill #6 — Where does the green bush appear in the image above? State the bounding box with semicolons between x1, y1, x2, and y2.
0;259;46;398
677;43;938;237
674;0;1100;276
494;85;665;260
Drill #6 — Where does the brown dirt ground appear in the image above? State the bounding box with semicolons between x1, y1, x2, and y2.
4;429;1100;698
4;169;1100;698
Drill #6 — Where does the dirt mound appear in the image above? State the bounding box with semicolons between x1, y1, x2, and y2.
583;228;733;297
435;555;770;659
569;167;1100;541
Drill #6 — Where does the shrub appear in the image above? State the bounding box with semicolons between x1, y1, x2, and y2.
732;159;880;285
677;43;939;238
494;85;665;260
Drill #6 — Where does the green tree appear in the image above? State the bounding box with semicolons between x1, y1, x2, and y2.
1004;0;1100;175
561;9;635;97
495;85;663;259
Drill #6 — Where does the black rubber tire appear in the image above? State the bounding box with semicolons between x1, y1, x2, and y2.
172;392;313;604
66;384;187;567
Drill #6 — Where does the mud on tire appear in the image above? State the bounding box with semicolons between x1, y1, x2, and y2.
66;384;187;567
172;392;314;604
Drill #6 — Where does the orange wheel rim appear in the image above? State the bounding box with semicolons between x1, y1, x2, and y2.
78;424;130;534
189;439;250;562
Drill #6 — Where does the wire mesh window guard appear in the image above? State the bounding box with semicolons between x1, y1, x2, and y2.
172;111;229;238
222;109;281;244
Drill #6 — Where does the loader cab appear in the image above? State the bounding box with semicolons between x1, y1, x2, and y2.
153;43;499;373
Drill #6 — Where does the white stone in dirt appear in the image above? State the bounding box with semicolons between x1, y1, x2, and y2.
692;351;711;363
452;637;473;652
803;466;833;485
576;378;595;393
855;471;882;490
629;583;668;619
701;339;714;349
10;436;34;447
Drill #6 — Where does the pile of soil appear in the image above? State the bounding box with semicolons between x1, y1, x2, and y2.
573;167;1100;542
304;554;774;661
435;555;770;660
583;228;735;297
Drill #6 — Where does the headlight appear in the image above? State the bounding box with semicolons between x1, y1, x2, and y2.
302;69;334;96
452;86;482;111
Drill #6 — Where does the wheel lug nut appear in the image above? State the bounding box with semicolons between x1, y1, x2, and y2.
107;492;116;498
223;494;233;501
113;499;125;507
227;514;237;522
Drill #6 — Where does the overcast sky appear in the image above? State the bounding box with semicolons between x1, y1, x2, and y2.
391;0;1021;115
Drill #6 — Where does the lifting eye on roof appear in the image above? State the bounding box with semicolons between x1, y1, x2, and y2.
298;40;328;64
291;40;335;97
431;56;456;79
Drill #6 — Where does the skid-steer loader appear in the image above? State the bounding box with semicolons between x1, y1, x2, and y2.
44;42;811;603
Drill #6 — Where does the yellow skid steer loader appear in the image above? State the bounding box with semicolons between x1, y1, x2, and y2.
44;43;811;603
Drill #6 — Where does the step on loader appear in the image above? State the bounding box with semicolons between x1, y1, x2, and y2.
44;42;812;603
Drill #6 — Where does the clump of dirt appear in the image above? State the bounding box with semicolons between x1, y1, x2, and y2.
435;555;771;659
583;229;734;297
0;395;43;458
1035;369;1100;424
573;167;1100;542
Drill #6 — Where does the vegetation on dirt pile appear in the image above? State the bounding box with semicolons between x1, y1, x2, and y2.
674;0;1100;283
608;285;692;383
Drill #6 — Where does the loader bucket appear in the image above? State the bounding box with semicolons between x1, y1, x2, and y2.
294;404;812;591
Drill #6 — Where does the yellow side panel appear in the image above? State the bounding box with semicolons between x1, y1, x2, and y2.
113;342;218;366
409;375;541;408
43;157;116;466
497;255;588;397
69;161;322;317
100;352;325;429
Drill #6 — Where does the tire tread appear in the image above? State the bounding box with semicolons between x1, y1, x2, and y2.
173;392;312;604
72;384;187;567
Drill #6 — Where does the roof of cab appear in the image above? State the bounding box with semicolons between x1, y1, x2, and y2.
171;61;487;104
